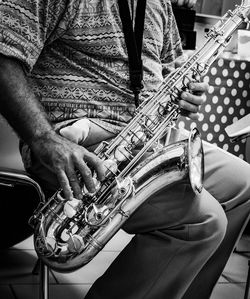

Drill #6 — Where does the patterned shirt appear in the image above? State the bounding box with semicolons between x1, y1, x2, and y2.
0;0;184;127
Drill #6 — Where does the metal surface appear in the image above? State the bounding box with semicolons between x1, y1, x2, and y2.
39;261;49;299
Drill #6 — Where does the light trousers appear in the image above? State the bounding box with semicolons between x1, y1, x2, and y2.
84;141;250;299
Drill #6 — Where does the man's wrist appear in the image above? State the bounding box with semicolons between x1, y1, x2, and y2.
28;127;57;146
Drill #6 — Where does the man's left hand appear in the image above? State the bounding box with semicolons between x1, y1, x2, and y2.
179;81;209;120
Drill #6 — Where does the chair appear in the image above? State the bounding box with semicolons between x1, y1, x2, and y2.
0;167;49;299
0;168;44;249
32;258;50;299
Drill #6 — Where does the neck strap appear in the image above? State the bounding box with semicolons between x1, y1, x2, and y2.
118;0;147;107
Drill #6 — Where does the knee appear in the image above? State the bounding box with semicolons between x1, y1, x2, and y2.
204;207;227;244
226;159;250;194
204;142;250;206
190;199;228;247
234;167;250;197
218;159;250;208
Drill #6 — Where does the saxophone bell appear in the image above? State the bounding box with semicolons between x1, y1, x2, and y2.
188;128;204;194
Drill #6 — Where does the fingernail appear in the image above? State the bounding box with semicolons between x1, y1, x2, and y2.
77;193;83;200
90;187;96;194
182;92;188;99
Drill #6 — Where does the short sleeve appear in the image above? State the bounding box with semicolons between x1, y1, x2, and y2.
0;0;72;71
160;2;185;77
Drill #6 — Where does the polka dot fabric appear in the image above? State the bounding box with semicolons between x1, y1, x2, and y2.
177;58;250;161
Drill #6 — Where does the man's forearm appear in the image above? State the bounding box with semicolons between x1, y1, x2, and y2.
0;54;54;144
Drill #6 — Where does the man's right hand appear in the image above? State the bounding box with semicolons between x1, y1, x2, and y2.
30;131;106;200
0;54;106;201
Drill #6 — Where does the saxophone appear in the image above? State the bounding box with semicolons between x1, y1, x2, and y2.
29;1;250;272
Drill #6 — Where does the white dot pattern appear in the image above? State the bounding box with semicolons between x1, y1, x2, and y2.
209;114;216;122
222;69;228;77
241;62;247;70
203;76;210;83
234;71;240;78
231;89;237;97
177;58;250;161
219;88;226;95
205;104;211;113
243;90;248;97
224;97;230;105
215;77;222;85
235;98;241;106
218;59;224;67
227;79;233;87
229;61;235;68
211;67;217;75
212;96;219;104
217;106;223;114
221;115;227;124
238;80;244;88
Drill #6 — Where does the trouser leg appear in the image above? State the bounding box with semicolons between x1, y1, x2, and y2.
203;141;250;210
183;141;250;299
85;182;227;299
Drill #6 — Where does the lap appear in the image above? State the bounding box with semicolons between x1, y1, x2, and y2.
203;141;250;210
123;178;226;236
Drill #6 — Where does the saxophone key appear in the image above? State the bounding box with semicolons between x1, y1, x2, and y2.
144;115;158;129
111;176;134;199
85;203;111;226
103;159;118;177
35;235;57;257
130;130;146;145
114;145;132;161
45;236;57;252
63;198;81;218
82;176;101;196
93;204;110;220
67;234;85;253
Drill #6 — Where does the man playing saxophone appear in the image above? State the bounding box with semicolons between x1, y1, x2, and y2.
0;0;250;298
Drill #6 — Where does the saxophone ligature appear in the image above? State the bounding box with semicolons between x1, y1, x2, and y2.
29;1;250;272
